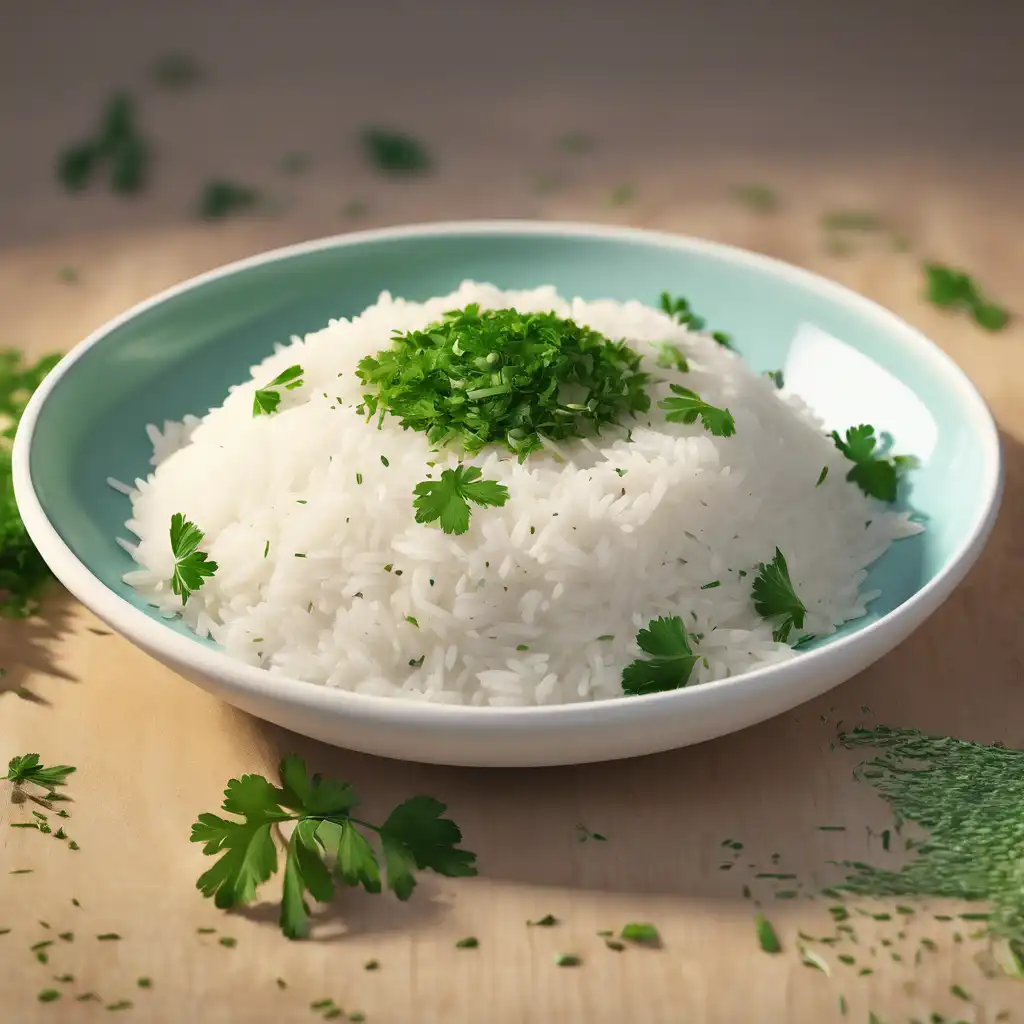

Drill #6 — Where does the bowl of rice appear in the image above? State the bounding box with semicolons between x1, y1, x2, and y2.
14;222;1001;766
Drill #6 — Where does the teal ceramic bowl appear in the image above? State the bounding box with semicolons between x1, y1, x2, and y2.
14;222;1001;766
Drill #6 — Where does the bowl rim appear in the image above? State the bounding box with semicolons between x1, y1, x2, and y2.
13;219;1003;725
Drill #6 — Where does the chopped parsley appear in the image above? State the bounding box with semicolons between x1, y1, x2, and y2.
554;953;582;967
924;263;1010;331
764;369;784;389
253;365;304;416
169;514;218;605
816;466;828;487
733;184;779;213
199;181;259;221
659;292;734;349
1;350;61;616
455;936;479;949
752;549;806;644
57;93;150;195
620;922;660;946
755;913;781;953
362;128;431;173
358;305;649;459
831;424;916;502
658;384;736;437
655;343;689;372
4;754;75;794
621;615;699;696
413;466;509;535
190;755;476;939
153;52;204;90
528;914;558;927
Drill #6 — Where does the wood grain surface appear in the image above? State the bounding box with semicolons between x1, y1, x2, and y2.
2;4;1024;1021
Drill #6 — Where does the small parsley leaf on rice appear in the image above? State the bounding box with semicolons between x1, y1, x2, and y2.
622;616;700;695
830;424;917;503
169;514;218;605
253;365;304;417
658;384;736;437
413;466;509;535
751;548;806;644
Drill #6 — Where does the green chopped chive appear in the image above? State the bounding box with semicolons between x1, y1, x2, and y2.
838;994;847;1016
405;616;419;627
838;954;856;965
348;1014;366;1022
755;913;781;953
555;953;581;966
620;922;660;946
107;1000;133;1011
818;825;846;831
32;940;54;951
959;912;990;920
858;967;873;976
516;644;530;651
58;932;73;942
700;580;721;590
951;985;971;1001
76;993;100;1002
528;915;558;927
364;959;379;970
816;466;828;486
311;999;335;1009
218;936;237;948
756;873;797;880
137;977;152;988
197;927;216;934
455;936;479;949
356;472;363;485
380;455;389;467
97;933;121;941
38;989;60;1002
55;974;74;983
596;634;614;641
605;939;626;951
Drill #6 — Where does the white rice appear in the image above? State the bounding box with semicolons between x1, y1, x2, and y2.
114;282;921;707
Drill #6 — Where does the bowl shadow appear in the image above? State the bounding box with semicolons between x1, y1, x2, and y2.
0;589;80;704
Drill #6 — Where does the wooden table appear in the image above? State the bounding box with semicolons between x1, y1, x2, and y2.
3;4;1024;1020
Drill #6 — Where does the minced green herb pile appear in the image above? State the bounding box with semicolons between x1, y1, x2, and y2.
838;726;1024;948
356;304;650;459
0;351;61;617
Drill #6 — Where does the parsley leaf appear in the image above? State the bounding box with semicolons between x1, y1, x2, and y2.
659;292;734;349
362;128;431;174
3;754;76;792
621;615;700;696
199;181;259;221
253;365;304;417
752;548;806;643
191;756;476;939
924;263;1010;332
358;305;650;459
830;425;916;502
169;513;218;605
658;384;736;437
655;343;689;372
413;465;510;535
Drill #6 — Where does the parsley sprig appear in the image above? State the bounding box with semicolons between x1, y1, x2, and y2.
658;384;736;437
1;351;61;617
830;425;916;503
622;616;700;695
752;548;806;644
190;756;477;939
169;514;217;605
413;466;509;535
253;365;304;416
659;293;734;349
4;754;76;795
924;263;1010;332
357;305;649;460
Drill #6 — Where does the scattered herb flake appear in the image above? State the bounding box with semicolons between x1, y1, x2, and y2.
620;922;660;946
555;953;582;967
924;263;1010;331
755;913;781;953
529;914;558;927
362;128;431;174
38;989;61;1003
199;181;260;221
455;936;479;949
